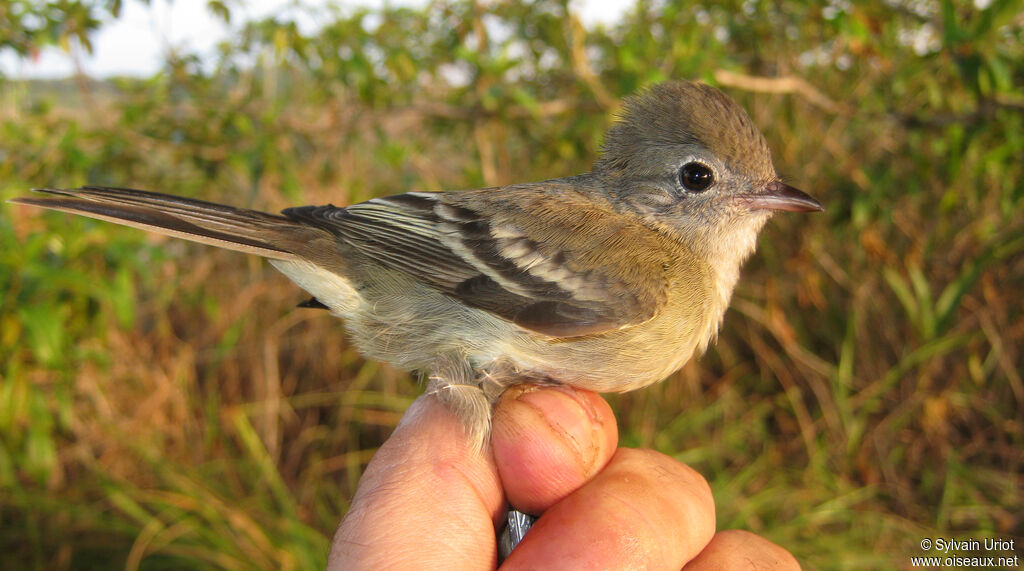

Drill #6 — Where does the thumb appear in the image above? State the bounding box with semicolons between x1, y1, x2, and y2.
491;385;618;515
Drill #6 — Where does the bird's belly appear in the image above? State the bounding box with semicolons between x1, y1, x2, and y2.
493;302;719;394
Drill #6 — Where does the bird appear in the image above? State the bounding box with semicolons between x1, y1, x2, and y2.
11;80;823;452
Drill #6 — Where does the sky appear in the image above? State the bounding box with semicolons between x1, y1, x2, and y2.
0;0;632;79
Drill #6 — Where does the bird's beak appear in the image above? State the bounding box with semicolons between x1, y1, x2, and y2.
740;181;824;212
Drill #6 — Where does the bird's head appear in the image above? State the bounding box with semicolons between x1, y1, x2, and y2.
594;80;823;264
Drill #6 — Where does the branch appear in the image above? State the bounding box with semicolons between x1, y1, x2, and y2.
713;69;849;114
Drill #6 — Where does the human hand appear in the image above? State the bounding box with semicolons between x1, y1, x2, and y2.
328;385;798;569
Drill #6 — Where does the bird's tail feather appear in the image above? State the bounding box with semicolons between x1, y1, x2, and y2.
10;186;317;260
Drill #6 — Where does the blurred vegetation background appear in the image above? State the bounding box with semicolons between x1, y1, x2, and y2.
1;0;1022;568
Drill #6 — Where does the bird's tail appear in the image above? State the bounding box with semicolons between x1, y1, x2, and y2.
10;186;323;261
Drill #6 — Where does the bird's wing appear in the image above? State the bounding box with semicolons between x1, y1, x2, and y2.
285;184;672;337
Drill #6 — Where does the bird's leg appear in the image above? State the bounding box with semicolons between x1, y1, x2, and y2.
427;353;492;453
476;358;561;401
428;356;566;452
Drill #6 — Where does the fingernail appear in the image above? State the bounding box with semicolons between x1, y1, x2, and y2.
512;386;603;474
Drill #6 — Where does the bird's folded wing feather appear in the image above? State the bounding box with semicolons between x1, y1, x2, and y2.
284;184;671;337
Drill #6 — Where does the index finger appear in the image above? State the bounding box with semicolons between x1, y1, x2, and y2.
328;395;504;570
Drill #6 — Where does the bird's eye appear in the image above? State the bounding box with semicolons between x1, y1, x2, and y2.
679;162;714;192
